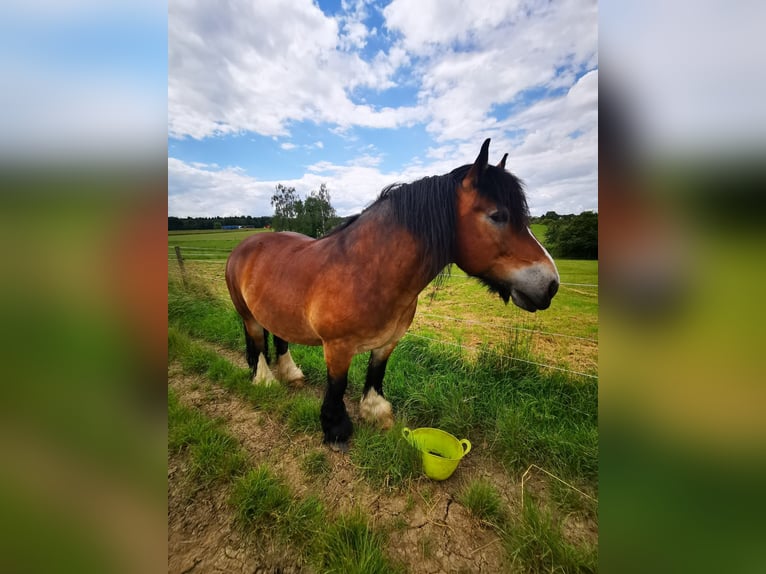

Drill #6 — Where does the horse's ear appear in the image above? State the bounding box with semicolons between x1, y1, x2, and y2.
497;153;508;170
465;138;490;186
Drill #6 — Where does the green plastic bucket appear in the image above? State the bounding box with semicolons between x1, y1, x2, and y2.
402;427;471;481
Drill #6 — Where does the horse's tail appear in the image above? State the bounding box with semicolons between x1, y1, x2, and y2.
243;321;269;370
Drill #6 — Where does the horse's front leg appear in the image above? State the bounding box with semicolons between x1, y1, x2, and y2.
360;343;396;430
320;343;354;448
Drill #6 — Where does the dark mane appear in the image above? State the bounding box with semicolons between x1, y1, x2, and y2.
325;164;530;278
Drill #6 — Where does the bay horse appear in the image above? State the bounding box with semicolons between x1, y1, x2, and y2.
226;139;559;447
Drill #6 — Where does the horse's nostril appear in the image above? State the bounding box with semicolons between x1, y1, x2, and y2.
548;280;559;299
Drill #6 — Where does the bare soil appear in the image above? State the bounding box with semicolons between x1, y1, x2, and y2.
168;362;517;573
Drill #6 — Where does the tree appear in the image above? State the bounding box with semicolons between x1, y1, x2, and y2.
301;183;336;237
270;182;337;238
544;211;598;259
270;184;300;231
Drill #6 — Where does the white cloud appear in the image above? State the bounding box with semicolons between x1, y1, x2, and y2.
169;0;598;217
280;142;297;150
168;158;276;217
169;156;394;217
385;0;597;143
169;0;424;140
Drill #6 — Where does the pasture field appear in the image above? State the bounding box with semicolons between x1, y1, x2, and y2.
169;228;271;255
168;227;598;573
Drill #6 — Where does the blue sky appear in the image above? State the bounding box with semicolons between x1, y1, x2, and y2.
168;0;598;217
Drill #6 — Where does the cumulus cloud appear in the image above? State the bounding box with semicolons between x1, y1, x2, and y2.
170;156;396;217
386;0;597;143
169;0;598;217
169;0;423;140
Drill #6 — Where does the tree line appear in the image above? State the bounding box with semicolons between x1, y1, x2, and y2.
168;215;273;231
533;211;598;260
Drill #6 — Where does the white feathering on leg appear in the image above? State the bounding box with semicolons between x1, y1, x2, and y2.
360;388;394;430
253;354;276;386
276;350;304;386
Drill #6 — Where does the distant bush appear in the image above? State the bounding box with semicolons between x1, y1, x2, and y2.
543;211;597;259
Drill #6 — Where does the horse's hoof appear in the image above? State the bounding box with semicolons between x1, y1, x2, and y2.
327;441;349;453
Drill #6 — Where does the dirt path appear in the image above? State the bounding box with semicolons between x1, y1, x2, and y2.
168;362;511;573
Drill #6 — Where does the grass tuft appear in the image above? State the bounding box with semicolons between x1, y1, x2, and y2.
505;495;597;574
188;432;247;484
318;510;402;574
458;479;507;526
279;495;325;548
230;465;292;527
168;389;246;483
285;396;322;434
350;423;421;490
301;450;331;478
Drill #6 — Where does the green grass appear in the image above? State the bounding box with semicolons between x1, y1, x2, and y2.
529;223;549;246
459;479;506;526
230;466;397;572
169;389;247;484
383;336;598;481
421;262;598;343
231;465;293;526
169;228;272;256
350;423;422;490
505;496;597;573
318;510;403;574
168;276;244;348
170;381;400;571
455;478;597;573
301;450;331;478
284;395;323;433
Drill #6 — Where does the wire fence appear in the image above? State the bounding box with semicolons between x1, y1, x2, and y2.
404;332;597;380
415;312;598;343
170;245;598;380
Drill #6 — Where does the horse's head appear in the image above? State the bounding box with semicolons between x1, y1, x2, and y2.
454;139;560;312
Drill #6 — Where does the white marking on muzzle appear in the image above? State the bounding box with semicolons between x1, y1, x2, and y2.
507;228;560;308
527;227;559;282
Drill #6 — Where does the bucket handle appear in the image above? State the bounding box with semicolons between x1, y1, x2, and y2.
402;427;412;441
460;439;472;456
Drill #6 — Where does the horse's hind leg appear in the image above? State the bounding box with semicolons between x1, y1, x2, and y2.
360;343;395;430
243;319;276;385
274;335;305;387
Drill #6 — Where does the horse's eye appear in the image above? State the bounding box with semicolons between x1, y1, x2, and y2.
489;209;509;224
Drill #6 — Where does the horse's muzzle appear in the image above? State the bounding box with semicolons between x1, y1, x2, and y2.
511;279;558;312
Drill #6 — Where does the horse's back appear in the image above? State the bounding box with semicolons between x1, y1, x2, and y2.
228;231;312;276
226;231;325;344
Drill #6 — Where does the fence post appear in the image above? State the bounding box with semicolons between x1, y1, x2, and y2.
174;245;187;286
